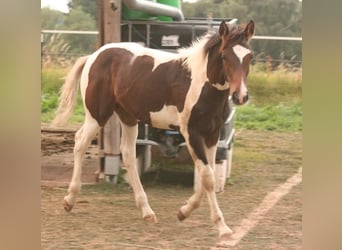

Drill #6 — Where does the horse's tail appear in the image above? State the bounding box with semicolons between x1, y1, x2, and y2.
51;55;89;127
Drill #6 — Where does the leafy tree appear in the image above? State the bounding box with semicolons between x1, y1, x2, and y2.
68;0;98;25
41;7;66;29
182;0;302;65
63;6;97;54
41;5;97;58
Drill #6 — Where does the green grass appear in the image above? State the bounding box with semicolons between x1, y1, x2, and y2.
235;101;302;132
41;67;85;123
248;63;302;106
41;63;302;131
41;68;66;93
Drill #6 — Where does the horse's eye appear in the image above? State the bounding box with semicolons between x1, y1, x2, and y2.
221;54;227;60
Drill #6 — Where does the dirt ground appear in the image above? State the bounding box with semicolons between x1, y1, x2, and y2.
41;125;99;186
41;127;302;249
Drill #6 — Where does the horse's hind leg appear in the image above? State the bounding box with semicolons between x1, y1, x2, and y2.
120;122;157;223
63;115;100;212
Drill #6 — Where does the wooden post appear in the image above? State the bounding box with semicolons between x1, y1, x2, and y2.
97;0;122;183
104;0;121;43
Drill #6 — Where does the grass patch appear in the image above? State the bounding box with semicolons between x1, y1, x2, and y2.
41;68;67;93
235;101;302;132
248;64;302;106
41;67;84;123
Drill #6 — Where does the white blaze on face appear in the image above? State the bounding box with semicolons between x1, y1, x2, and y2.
231;45;251;103
232;45;251;64
240;80;247;97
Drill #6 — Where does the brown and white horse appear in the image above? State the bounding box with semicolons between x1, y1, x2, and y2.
52;20;254;245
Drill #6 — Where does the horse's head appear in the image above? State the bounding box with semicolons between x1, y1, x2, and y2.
206;20;255;105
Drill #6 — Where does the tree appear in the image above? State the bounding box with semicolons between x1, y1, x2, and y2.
41;5;97;58
68;0;98;25
182;0;302;65
62;6;98;54
41;7;66;29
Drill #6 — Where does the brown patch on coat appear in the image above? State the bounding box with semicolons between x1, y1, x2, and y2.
188;82;230;165
85;48;191;127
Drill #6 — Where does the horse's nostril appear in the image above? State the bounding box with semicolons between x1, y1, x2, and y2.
232;92;239;101
243;94;249;102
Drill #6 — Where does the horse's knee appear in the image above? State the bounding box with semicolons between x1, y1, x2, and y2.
121;150;135;168
75;128;83;141
200;167;215;192
73;142;86;154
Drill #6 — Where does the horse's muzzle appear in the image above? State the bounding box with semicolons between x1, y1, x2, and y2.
232;91;248;105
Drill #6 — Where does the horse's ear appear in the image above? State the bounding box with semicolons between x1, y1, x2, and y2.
219;21;229;37
244;20;255;40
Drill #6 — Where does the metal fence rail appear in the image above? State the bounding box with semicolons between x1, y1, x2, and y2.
41;29;302;41
41;22;302;68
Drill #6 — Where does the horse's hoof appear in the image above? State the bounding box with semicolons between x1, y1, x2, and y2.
177;209;187;221
216;232;233;247
143;214;158;223
63;200;73;212
220;232;233;241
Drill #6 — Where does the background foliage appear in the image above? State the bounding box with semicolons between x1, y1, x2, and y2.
41;0;302;65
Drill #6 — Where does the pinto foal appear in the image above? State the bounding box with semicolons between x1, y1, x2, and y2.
53;20;255;245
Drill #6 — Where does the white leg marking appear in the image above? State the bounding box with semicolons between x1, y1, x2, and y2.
178;139;206;220
201;147;233;238
232;45;251;64
120;122;156;222
220;167;302;247
64;115;100;208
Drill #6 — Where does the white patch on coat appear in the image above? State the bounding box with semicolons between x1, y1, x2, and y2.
212;81;230;91
89;42;178;71
232;45;251;64
150;105;179;129
178;36;211;142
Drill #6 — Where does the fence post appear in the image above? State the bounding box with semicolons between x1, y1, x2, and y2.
97;0;122;183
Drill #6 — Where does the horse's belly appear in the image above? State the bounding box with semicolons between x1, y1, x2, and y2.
149;105;179;129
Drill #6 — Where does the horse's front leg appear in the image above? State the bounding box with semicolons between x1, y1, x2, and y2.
178;158;205;220
178;129;233;243
203;144;233;242
120;122;157;223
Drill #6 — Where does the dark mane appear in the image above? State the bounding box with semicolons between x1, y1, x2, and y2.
204;33;221;53
204;23;248;53
226;24;248;44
